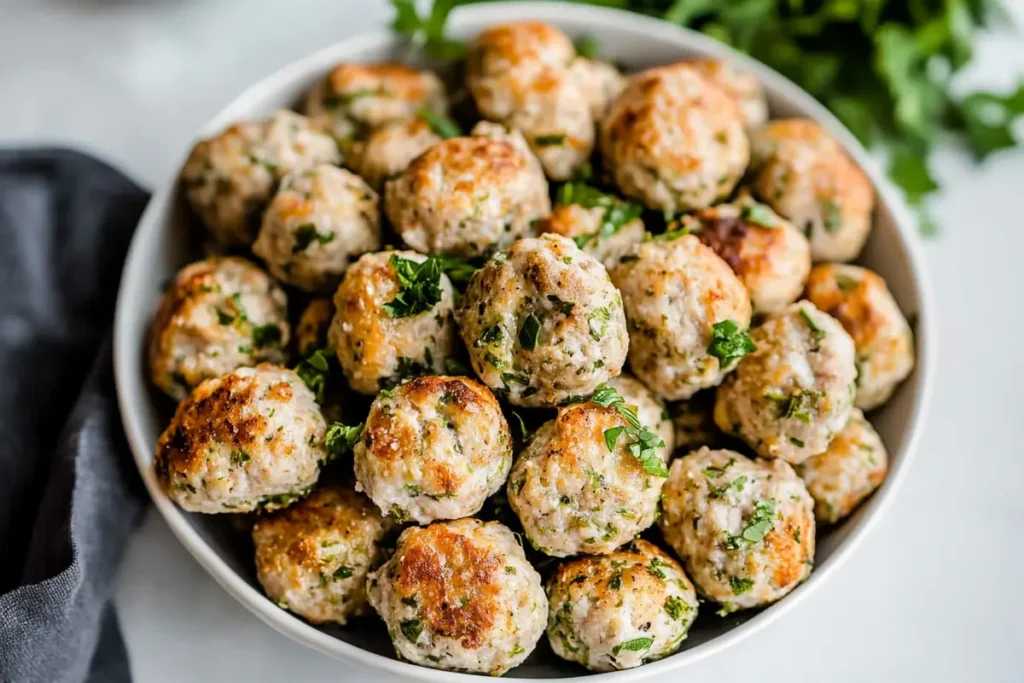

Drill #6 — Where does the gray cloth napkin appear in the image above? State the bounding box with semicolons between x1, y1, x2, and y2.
0;149;150;683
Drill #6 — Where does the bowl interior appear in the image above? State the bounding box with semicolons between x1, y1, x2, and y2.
113;3;932;681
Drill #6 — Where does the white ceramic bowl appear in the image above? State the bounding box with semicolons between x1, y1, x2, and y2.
113;3;935;680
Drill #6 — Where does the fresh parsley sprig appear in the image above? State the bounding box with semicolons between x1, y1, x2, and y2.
294;347;332;403
325;421;364;459
590;384;669;477
383;254;444;318
708;319;756;368
557;182;644;249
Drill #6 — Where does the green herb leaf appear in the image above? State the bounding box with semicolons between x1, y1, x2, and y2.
383;254;443;318
574;35;598;59
400;618;423;643
325;422;363;459
604;426;625;451
519;313;541;351
558;182;643;248
664;595;690;620
231;449;250;466
418;108;462;139
729;576;754;595
708;319;756;368
294;347;332;403
799;307;826;340
740;201;780;228
293;223;334;253
251;323;282;349
612;637;654;655
445;357;471;375
333;566;354;580
589;384;668;477
535;133;567;146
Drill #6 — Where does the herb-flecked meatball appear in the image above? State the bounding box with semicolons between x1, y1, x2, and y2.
804;264;914;410
600;63;749;212
180;110;340;246
748;119;875;262
467;21;595;180
546;539;698;671
606;374;674;462
797;408;888;525
610;234;752;401
347;117;442;190
569;56;627;122
685;59;768;128
295;297;334;356
253;165;380;293
253;485;391;625
536;186;645;270
148;257;289;400
455;234;628;407
367;519;548;675
507;401;668;557
384;134;550;258
154;365;325;513
714;302;857;464
658;447;815;612
354;376;512;524
305;63;448;145
685;197;811;315
327;250;457;395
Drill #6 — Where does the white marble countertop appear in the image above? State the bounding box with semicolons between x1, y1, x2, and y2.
3;1;1024;681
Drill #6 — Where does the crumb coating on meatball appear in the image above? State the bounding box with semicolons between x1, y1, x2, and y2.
455;234;628;407
354;376;512;524
367;519;548;675
155;365;325;513
507;401;667;557
658;448;815;611
148;257;290;400
546;539;698;671
253;485;391;625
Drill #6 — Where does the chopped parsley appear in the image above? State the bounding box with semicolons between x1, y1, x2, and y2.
710;475;748;499
401;595;418;607
519;313;541;351
612;637;654;655
230;449;250;466
664;596;689;620
729;576;754;595
823;199;843;232
588;306;611;341
251;323;282;349
740;201;780;228
383;254;443;318
789;436;806;447
707;319;756;368
432;253;479;287
397;356;430;379
325;422;363;459
294;347;331;403
766;389;821;424
591;385;669;477
547;294;575;315
445;357;471;375
608;572;623;590
799;307;826;342
292;223;334;253
647;557;668;579
535;133;567;146
726;499;777;549
418;108;461;139
836;274;860;292
400;618;423;643
333;566;354;580
557;182;643;248
702;458;735;479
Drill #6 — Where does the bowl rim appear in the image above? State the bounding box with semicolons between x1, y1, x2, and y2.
112;2;937;681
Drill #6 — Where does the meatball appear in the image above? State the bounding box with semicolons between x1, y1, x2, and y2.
569;57;627;122
714;301;857;464
148;257;290;400
658;447;815;612
347;117;442;190
536;188;645;270
804;264;915;410
797;409;888;525
546;539;698;671
606;374;674;462
384;134;550;258
305;62;448;144
470;120;546;178
685;197;811;315
252;485;390;625
600;63;749;212
507;400;667;557
154;365;325;513
367;519;548;675
685;59;768;128
670;390;724;454
253;165;380;293
327;250;458;395
180;110;340;246
610;234;752;400
748;119;875;262
466;21;595;180
455;234;628;407
295;297;334;356
354;376;512;524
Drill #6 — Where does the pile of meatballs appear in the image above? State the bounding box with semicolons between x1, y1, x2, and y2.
149;20;915;676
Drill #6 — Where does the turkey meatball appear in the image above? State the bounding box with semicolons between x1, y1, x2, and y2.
253;485;390;625
253;165;380;293
296;297;334;356
455;234;628;407
804;264;914;410
546;539;698;671
748;119;875;262
384;134;550;258
536;186;645;270
797;408;888;525
569;57;627;122
685;59;768;128
714;301;857;463
507;400;667;557
354;376;512;524
685;197;811;315
305;62;448;144
367;519;548;675
154;365;325;513
148;257;289;400
467;21;595;180
327;250;457;395
347;117;442;189
180;110;340;246
670;391;724;454
600;63;749;212
610;234;752;400
658;448;815;611
606;374;674;462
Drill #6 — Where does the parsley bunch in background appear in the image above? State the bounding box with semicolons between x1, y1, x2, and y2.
391;0;1024;235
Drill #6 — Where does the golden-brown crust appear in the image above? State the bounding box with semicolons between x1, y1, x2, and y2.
147;260;219;386
805;264;887;348
296;298;334;355
392;524;503;649
690;207;784;281
549;403;642;478
325;62;436;102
